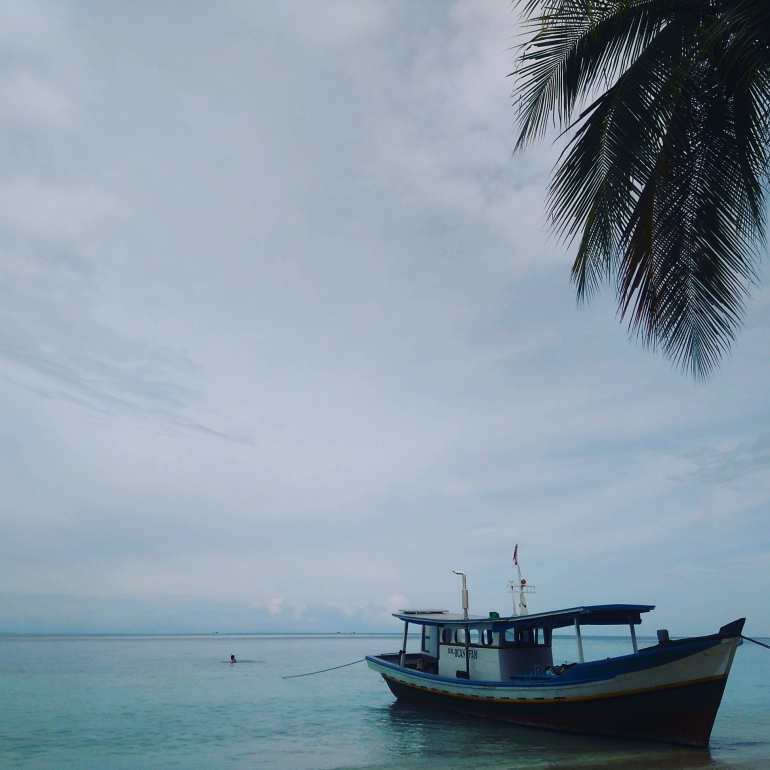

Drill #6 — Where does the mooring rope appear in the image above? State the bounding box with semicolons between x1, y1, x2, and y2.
283;658;366;679
742;635;770;651
282;636;768;679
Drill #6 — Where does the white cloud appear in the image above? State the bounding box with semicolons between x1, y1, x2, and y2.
0;0;766;637
289;0;387;47
384;594;409;614
682;435;770;484
0;180;122;239
0;69;78;128
265;597;284;615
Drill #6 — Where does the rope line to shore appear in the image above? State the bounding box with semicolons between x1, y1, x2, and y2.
283;658;366;679
284;636;768;679
742;635;770;651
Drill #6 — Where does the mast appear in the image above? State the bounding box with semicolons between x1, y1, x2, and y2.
509;544;535;616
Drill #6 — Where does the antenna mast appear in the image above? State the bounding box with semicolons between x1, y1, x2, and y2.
509;544;535;616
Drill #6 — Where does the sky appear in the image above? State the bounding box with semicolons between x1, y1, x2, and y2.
0;0;768;636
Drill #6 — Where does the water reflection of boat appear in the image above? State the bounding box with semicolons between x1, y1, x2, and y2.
366;549;743;747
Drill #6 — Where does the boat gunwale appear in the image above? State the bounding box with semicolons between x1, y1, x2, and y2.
366;630;736;689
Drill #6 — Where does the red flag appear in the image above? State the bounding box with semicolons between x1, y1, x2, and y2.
513;544;518;566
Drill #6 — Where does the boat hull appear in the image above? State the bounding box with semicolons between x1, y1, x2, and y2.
367;634;741;746
381;673;727;746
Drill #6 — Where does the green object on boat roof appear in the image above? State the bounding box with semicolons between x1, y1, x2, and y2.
489;612;499;618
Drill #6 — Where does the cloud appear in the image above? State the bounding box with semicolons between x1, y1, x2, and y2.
283;0;387;48
322;595;412;627
682;435;770;484
265;597;283;615
0;69;78;128
0;180;122;239
384;594;409;614
0;0;766;637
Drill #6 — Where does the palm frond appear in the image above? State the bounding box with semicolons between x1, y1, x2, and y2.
513;0;695;150
619;62;761;376
511;0;770;377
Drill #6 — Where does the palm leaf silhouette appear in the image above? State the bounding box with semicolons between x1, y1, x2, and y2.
513;0;770;377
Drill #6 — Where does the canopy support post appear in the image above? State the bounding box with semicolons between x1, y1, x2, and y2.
629;615;638;654
400;621;409;668
465;625;470;678
574;618;584;663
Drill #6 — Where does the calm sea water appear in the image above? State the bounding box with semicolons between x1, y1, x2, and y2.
0;633;768;769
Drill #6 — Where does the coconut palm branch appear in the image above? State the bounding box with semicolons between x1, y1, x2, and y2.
513;0;770;377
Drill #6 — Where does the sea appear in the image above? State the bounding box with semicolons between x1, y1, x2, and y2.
0;633;768;769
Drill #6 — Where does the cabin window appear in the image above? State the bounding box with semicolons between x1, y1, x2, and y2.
503;628;533;645
442;628;452;643
469;629;480;645
455;628;466;644
482;629;493;646
503;627;551;647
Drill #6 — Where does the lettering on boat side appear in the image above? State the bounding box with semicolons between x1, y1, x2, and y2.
446;647;477;659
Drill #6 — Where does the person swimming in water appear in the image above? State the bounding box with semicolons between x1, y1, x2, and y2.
231;655;237;663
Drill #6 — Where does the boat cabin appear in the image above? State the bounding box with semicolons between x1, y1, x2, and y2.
389;605;654;681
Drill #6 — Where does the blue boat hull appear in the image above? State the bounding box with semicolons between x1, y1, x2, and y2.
381;671;728;746
368;629;742;746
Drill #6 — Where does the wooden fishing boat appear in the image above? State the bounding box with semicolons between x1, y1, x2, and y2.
366;551;743;746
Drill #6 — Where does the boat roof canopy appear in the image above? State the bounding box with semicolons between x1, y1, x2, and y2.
393;604;655;629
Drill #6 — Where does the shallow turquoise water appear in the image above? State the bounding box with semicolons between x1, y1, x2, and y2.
0;633;768;769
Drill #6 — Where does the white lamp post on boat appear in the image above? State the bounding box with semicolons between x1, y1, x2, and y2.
453;571;469;620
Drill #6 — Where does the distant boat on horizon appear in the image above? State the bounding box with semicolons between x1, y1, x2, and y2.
366;548;743;746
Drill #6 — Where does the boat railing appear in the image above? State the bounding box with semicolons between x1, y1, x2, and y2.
375;652;437;672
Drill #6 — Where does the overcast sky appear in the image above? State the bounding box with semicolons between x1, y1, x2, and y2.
0;0;768;636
